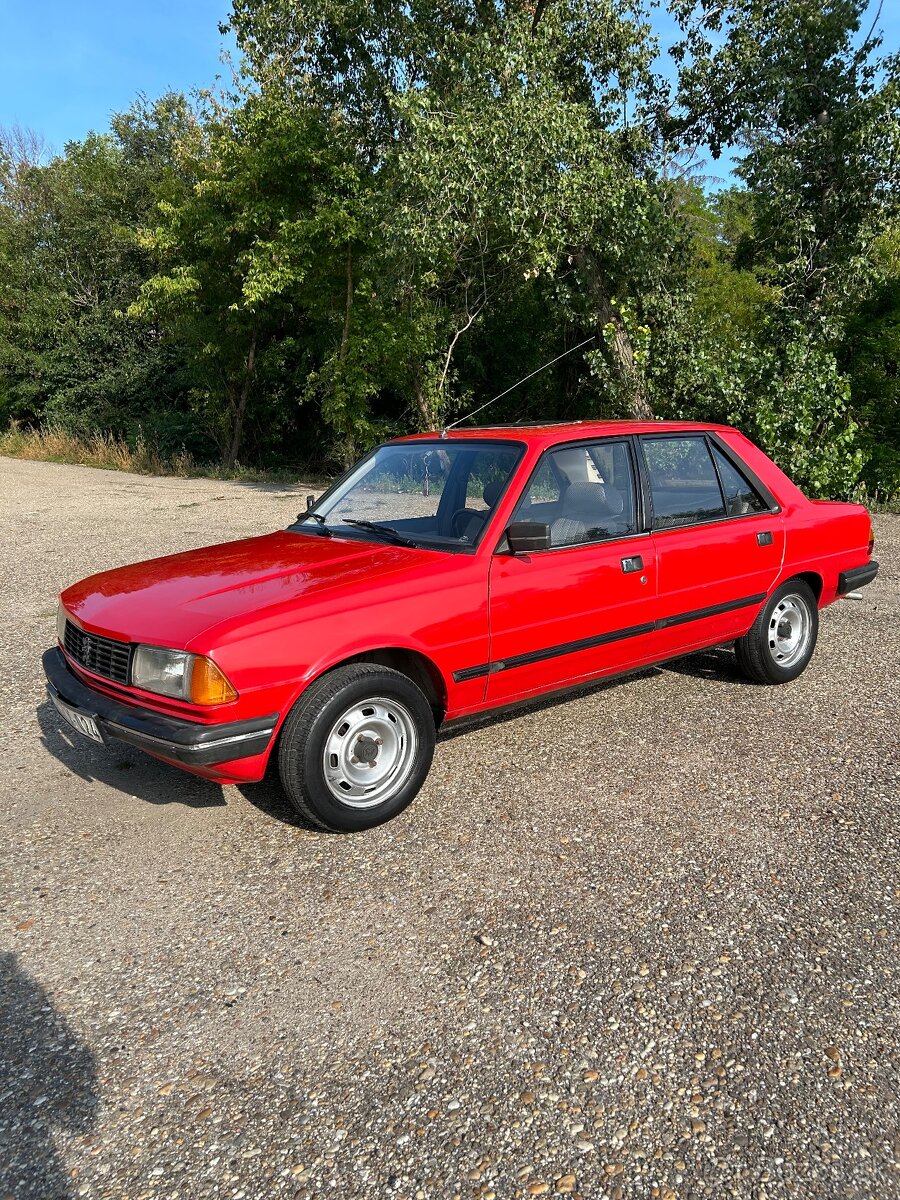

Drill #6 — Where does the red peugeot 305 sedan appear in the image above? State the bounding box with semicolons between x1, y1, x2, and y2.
45;421;878;831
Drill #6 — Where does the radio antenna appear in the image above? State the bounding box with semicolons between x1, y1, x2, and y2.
440;335;596;437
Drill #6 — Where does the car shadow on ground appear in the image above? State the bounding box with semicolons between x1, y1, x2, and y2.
36;699;227;809
437;664;665;743
0;952;99;1200
35;647;748;823
235;775;324;831
437;646;753;742
660;645;756;685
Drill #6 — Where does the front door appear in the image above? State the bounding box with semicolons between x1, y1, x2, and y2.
486;438;659;705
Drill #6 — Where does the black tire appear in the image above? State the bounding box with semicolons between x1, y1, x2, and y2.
735;579;819;684
277;663;436;832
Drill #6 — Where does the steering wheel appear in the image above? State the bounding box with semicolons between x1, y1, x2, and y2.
449;508;483;539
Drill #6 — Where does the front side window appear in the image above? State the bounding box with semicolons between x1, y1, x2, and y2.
293;440;523;549
643;436;726;529
513;440;638;547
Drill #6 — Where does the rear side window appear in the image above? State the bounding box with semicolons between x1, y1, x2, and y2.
643;436;726;529
710;445;767;515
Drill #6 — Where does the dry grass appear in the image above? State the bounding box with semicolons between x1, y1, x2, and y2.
0;423;195;475
0;423;311;485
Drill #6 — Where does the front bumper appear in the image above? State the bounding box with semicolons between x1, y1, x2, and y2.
838;560;879;595
43;647;278;767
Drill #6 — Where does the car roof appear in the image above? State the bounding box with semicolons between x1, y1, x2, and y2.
394;419;734;447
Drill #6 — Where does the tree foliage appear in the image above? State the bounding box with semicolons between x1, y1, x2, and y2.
1;0;898;495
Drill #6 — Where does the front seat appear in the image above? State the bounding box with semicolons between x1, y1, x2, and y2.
482;480;503;508
551;481;624;547
460;481;506;542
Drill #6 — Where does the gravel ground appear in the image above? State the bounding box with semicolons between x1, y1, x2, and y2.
1;456;898;1200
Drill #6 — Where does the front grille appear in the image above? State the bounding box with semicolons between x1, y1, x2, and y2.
64;620;131;685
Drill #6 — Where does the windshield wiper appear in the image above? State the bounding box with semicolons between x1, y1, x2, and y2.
296;511;331;536
341;519;419;548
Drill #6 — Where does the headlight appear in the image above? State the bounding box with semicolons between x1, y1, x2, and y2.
131;646;238;705
57;603;67;645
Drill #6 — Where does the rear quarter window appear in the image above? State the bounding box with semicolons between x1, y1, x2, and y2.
710;444;768;515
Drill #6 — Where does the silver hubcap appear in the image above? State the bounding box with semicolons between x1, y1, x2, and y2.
322;697;417;808
767;594;811;668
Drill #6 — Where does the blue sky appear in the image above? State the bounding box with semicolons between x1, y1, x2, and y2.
0;0;234;153
0;0;898;163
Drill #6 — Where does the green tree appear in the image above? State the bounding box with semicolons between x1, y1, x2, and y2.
131;88;383;467
0;97;198;451
843;227;900;495
226;0;684;427
667;0;900;493
670;0;900;257
2;1;898;494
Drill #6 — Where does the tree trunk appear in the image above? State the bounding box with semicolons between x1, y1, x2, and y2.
339;242;353;363
224;329;258;470
413;379;435;431
328;245;358;470
576;249;653;420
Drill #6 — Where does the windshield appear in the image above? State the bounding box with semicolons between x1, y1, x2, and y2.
292;440;524;550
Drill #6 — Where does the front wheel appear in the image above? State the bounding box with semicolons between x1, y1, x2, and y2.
277;663;436;831
735;580;819;684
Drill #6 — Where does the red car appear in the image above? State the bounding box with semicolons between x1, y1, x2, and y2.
45;421;878;831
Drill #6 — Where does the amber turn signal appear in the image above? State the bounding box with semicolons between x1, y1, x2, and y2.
189;656;238;705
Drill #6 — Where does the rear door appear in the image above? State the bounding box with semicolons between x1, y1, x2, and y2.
486;438;659;705
638;433;785;657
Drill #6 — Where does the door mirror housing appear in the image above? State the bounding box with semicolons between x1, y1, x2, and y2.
506;521;551;554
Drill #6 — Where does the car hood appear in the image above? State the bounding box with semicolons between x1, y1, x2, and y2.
61;530;435;648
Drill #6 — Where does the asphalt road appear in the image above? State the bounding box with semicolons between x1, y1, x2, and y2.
1;457;898;1200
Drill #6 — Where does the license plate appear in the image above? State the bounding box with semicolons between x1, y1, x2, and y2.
51;692;104;744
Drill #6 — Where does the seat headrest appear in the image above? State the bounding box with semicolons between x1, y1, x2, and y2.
482;480;503;508
564;481;624;517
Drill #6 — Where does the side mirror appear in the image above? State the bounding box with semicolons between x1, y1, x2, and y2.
506;521;551;554
306;494;315;511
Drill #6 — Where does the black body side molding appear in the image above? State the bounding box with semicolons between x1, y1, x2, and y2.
453;592;767;683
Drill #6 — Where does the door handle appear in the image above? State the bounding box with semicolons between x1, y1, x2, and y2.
757;531;774;546
621;555;644;573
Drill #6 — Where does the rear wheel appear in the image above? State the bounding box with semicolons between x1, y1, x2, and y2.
277;663;436;831
735;580;819;684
